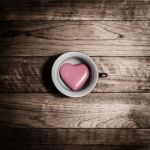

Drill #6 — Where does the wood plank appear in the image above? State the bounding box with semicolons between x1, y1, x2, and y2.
0;0;150;20
0;128;150;145
0;21;150;56
0;93;150;128
0;56;149;93
1;145;150;150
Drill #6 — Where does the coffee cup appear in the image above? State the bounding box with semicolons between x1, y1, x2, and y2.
51;52;106;97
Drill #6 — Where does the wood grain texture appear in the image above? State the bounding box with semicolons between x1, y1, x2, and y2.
1;145;149;150
0;0;150;149
0;21;150;56
0;93;150;128
0;56;149;93
0;0;150;20
0;128;150;145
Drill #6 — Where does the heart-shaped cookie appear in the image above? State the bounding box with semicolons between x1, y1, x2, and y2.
59;63;89;91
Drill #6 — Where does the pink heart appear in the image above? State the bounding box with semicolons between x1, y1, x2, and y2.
59;63;89;91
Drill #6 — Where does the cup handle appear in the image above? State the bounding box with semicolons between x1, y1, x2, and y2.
99;72;108;78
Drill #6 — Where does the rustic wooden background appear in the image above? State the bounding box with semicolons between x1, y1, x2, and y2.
0;0;150;149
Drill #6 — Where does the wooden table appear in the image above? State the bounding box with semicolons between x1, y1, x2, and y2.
0;0;150;149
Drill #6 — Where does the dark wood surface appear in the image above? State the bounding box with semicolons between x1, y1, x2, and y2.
0;93;150;128
0;0;150;149
1;129;150;144
0;0;150;20
0;21;150;56
0;129;150;149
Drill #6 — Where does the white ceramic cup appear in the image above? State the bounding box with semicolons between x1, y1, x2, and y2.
51;52;99;97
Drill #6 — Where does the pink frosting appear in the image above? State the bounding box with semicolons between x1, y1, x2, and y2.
59;63;89;91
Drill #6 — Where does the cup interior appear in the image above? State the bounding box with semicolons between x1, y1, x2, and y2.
58;57;91;91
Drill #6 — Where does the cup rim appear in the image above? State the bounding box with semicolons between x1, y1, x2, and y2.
51;52;99;97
